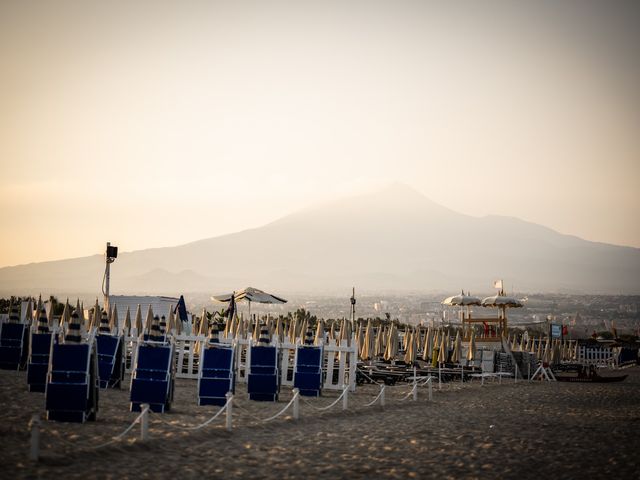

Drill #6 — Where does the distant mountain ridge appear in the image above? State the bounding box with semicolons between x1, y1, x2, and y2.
1;184;638;295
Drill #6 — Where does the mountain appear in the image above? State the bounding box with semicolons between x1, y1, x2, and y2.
1;183;639;295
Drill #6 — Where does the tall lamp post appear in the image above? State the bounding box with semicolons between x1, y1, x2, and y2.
103;242;118;312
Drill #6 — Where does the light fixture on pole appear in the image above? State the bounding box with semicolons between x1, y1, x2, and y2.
103;242;118;312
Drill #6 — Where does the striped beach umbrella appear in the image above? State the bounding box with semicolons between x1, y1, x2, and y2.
159;315;167;334
257;323;270;346
149;315;163;342
304;325;314;345
99;309;110;334
207;321;220;345
8;301;20;323
59;300;70;330
65;309;83;343
37;306;49;334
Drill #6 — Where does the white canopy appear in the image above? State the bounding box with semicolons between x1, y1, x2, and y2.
212;287;287;305
442;290;482;306
481;294;523;308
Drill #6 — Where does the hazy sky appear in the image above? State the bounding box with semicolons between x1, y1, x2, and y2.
1;0;639;267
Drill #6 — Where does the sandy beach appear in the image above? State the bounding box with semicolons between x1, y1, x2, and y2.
1;367;638;479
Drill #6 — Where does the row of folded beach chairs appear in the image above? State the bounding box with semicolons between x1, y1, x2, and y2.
1;318;325;422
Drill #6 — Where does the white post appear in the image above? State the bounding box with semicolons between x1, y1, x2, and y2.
514;363;518;384
461;364;464;385
380;385;385;407
292;388;299;420
342;386;349;410
438;364;442;390
140;404;149;441
428;377;433;401
499;363;503;384
226;392;233;431
412;381;418;402
29;414;40;462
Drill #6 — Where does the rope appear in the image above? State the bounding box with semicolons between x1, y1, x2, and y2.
43;406;149;451
260;391;299;422
300;387;349;411
150;397;231;431
363;385;385;407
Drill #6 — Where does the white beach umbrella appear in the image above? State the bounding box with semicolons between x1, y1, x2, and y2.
384;323;398;361
134;304;143;335
314;318;324;346
123;306;131;336
403;329;417;364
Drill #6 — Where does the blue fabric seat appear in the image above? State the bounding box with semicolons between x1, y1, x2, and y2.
27;333;53;392
294;346;323;397
45;342;98;423
198;344;235;406
0;322;29;370
96;334;124;389
248;346;279;401
130;343;174;413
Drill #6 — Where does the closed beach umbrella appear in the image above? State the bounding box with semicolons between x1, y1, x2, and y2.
123;306;131;336
65;310;83;344
159;315;167;334
75;299;82;326
134;304;143;335
198;314;209;336
403;329;416;364
467;329;476;362
374;325;385;357
451;331;461;364
384;323;398;361
542;339;550;363
37;306;49;334
60;300;70;330
422;327;432;361
536;338;543;360
110;304;119;333
314;319;324;346
145;305;154;335
329;321;336;342
361;319;374;360
438;334;447;364
90;298;100;331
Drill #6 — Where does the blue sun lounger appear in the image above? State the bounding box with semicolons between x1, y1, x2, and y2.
27;332;54;392
294;345;323;397
0;322;29;370
198;344;235;406
96;334;124;389
247;345;279;401
45;342;99;423
130;343;175;413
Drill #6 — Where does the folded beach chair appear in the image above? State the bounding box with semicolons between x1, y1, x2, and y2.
130;342;175;413
198;344;235;406
293;345;323;397
45;341;99;422
27;332;54;392
247;345;280;401
0;321;29;370
96;334;125;389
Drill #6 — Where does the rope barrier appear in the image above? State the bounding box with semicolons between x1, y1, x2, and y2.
363;385;385;407
261;390;300;422
150;397;231;431
300;386;349;411
41;405;149;452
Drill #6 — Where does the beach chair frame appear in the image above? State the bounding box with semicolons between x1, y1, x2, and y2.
197;342;236;406
130;340;175;413
0;321;30;370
